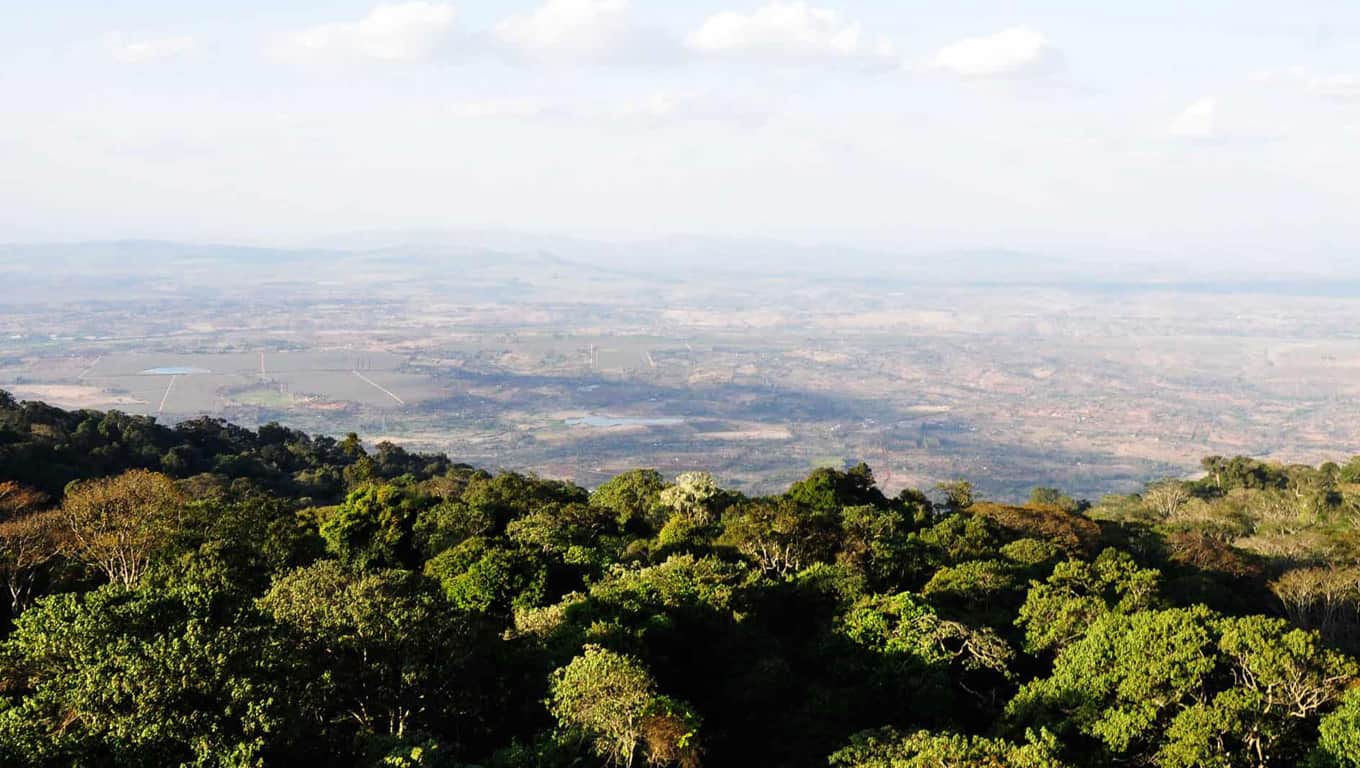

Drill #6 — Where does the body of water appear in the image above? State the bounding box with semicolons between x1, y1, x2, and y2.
141;366;211;375
565;415;684;428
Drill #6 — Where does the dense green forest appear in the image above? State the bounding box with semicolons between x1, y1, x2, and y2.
1;388;1360;767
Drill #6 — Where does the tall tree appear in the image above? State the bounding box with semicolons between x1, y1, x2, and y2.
0;481;61;615
0;507;63;616
548;645;700;768
260;560;495;745
59;469;182;588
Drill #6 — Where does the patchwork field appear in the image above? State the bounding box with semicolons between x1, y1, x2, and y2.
23;351;443;416
5;242;1360;499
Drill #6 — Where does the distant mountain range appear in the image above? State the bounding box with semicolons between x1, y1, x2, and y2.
5;233;1359;299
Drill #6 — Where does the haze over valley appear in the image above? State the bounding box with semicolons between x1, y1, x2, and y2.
5;235;1358;500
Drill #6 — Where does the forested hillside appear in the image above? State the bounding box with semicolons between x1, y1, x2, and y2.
1;388;1359;767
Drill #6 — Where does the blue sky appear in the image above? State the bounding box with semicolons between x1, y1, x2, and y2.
4;1;1360;263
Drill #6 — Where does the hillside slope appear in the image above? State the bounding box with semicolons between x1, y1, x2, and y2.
0;389;1358;767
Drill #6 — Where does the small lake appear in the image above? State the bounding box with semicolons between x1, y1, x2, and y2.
141;367;211;375
565;415;684;428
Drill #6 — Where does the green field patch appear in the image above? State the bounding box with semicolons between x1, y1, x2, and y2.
230;387;294;408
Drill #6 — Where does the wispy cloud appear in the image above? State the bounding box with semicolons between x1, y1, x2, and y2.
286;2;455;62
924;26;1060;79
1169;97;1217;138
494;0;676;65
689;2;894;66
107;33;196;64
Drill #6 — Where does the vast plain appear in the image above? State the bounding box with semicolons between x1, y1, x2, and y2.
4;236;1358;499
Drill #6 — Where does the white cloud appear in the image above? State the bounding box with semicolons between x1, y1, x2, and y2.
689;2;894;64
494;0;636;61
107;34;195;64
288;2;455;62
926;26;1059;78
1170;97;1217;138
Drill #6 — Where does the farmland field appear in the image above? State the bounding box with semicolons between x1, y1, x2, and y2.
13;351;442;417
4;241;1360;498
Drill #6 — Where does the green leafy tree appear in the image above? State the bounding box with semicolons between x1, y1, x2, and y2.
361;733;458;768
260;560;494;743
837;504;927;591
0;582;288;766
423;537;545;614
919;513;998;567
320;482;426;569
999;538;1062;568
922;558;1027;622
459;472;587;529
719;498;839;576
839;591;1012;677
560;554;744;653
1313;687;1360;767
936;481;975;514
412;500;495;557
829;727;1068;768
1008;606;1221;758
1015;549;1162;653
547;645;701;768
1009;608;1356;766
592;470;667;531
1156;615;1356;767
161;496;323;597
785;464;886;513
505;501;620;573
654;512;717;555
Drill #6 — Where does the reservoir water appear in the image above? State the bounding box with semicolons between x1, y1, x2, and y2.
141;367;211;375
565;415;684;427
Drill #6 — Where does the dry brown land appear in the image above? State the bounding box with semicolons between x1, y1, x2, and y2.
4;244;1359;499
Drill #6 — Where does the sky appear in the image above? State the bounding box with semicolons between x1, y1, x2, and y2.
4;1;1360;264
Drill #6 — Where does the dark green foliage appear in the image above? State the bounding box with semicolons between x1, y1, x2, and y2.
412;499;496;557
0;394;1359;767
0;581;290;766
260;560;503;755
591;469;667;532
161;495;324;595
321;482;429;569
424;537;546;614
0;395;454;500
837;503;930;590
829;727;1068;768
786;463;887;513
719;498;840;576
1198;456;1291;494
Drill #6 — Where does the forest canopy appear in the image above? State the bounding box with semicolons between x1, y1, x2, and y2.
1;389;1359;767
